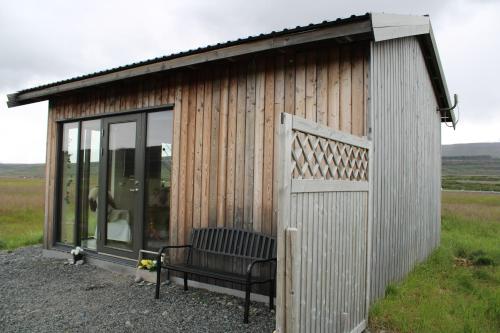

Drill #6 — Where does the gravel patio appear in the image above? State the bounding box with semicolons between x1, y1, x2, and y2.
0;246;275;333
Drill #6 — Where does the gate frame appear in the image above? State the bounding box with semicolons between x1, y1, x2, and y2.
275;112;373;333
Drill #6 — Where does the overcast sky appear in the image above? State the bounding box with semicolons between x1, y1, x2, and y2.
1;0;499;163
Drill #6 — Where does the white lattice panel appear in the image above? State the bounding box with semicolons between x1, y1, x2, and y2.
291;130;369;180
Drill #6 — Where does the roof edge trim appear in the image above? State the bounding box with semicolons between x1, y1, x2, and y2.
371;13;430;42
7;18;372;108
371;13;455;126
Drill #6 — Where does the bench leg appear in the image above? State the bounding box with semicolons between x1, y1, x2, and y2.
155;263;161;299
269;280;274;310
183;272;188;291
244;283;251;324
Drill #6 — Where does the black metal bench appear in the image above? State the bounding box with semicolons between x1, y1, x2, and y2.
155;227;276;323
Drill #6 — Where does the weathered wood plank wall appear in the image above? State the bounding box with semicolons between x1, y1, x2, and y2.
44;41;370;252
369;37;441;301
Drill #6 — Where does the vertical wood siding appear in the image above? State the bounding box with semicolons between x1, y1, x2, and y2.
44;41;370;252
288;191;369;333
369;37;441;301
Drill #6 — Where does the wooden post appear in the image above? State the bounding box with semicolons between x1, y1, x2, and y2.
365;41;374;317
275;112;292;333
285;227;299;333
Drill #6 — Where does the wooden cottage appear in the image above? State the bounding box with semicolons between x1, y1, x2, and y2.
7;13;455;333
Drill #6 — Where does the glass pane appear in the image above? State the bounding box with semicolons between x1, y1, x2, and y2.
144;111;173;250
59;122;79;244
79;120;101;250
106;122;137;249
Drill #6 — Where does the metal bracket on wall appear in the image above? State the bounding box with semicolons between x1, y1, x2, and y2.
437;93;459;128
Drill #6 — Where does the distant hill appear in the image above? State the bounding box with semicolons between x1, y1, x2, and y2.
442;142;500;158
0;163;46;178
442;142;500;190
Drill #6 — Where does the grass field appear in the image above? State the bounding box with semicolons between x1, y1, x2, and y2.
442;156;500;177
442;156;500;192
369;191;500;333
442;175;500;192
0;163;45;178
0;178;45;250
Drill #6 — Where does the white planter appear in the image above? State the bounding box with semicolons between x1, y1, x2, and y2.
135;268;167;283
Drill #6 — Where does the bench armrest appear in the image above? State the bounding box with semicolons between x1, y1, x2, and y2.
157;245;192;265
158;244;191;256
246;258;277;277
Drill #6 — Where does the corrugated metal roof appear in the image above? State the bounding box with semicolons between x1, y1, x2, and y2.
7;12;455;126
17;13;370;95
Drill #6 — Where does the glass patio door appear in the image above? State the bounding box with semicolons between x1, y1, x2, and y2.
57;109;173;259
97;114;144;258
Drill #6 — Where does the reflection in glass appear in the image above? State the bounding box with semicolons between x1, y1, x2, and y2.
145;111;172;250
59;122;79;244
106;122;136;249
79;120;101;250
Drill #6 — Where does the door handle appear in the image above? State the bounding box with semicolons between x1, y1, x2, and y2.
129;188;139;192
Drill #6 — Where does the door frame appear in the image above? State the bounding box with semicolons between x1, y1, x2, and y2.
97;113;146;259
52;105;174;258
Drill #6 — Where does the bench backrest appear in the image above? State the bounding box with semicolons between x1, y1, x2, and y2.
190;227;276;261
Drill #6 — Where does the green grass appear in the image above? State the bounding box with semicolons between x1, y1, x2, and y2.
0;178;45;250
0;163;45;178
442;155;500;191
369;191;500;333
443;175;500;192
442;156;500;177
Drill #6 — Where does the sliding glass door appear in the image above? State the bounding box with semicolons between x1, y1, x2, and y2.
144;111;172;250
56;109;172;259
79;120;101;250
98;114;144;258
58;122;79;245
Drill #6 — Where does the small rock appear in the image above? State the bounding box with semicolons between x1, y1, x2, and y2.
238;305;244;311
125;320;133;328
142;309;150;315
75;260;84;266
134;275;143;283
68;258;75;265
162;311;168;317
84;284;107;291
161;280;171;286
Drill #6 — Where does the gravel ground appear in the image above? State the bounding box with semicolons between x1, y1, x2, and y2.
0;246;275;333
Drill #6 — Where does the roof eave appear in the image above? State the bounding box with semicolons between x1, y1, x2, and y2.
371;13;456;127
7;17;372;108
371;12;431;42
427;25;456;127
8;13;457;129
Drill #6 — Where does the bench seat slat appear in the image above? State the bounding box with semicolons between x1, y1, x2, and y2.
163;263;273;284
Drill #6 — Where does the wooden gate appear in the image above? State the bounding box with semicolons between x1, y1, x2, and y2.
276;113;372;333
